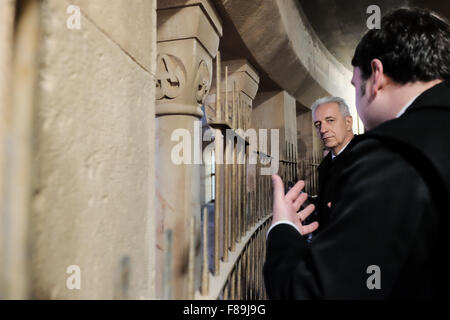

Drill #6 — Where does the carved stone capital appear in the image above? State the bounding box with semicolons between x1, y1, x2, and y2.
156;1;222;118
205;59;260;129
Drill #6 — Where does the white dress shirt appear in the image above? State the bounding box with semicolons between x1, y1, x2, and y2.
331;139;352;160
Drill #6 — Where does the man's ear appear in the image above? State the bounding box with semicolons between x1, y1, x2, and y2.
345;115;353;131
368;59;385;100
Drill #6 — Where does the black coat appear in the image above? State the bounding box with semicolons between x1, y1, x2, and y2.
264;80;450;299
313;137;358;234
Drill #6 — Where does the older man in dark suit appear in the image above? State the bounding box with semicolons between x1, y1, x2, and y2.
264;7;450;299
309;97;355;234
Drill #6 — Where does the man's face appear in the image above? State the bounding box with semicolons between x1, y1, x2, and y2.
313;102;353;153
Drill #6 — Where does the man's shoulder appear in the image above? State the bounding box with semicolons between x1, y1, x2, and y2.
345;135;398;160
340;134;416;178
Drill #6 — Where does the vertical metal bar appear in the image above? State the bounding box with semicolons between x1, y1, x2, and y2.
237;97;242;241
285;141;288;189
294;145;297;181
266;175;269;215
259;170;263;219
231;270;236;300
262;175;265;216
254;236;257;300
287;143;291;183
201;207;209;295
243;248;247;299
223;135;229;262
292;144;295;182
269;173;272;213
256;229;260;299
252;191;255;226
287;142;292;182
237;143;241;242
225;66;228;123
214;130;222;275
248;190;252;229
256;162;259;222
263;223;268;299
244;147;247;233
251;237;254;300
215;51;221;121
188;216;195;299
288;143;291;183
266;174;269;215
231;82;237;251
237;259;241;300
223;281;229;300
261;171;264;216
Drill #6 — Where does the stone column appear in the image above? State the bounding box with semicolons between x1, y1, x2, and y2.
252;91;298;186
0;0;40;299
205;59;260;245
29;0;157;299
224;61;260;235
155;0;222;299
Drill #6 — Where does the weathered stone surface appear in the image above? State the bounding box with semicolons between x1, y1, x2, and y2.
70;0;156;72
157;0;222;38
252;91;297;158
155;0;222;299
31;0;156;299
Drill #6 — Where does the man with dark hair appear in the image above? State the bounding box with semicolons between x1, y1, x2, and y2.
264;7;450;299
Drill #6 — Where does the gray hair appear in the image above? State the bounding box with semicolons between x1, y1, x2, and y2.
311;96;351;117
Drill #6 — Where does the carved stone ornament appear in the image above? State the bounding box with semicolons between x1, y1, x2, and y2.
194;60;211;104
156;54;186;100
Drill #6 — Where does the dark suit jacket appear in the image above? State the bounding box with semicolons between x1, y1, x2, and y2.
313;137;357;234
264;80;450;299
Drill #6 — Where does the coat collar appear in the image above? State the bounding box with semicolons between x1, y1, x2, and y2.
405;79;450;114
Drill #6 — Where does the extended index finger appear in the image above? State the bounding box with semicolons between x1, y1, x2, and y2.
271;174;285;200
286;180;305;201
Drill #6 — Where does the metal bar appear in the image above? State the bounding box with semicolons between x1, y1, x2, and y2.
216;51;221;121
237;144;241;242
214;129;222;275
223;281;229;300
256;229;260;299
287;143;291;183
237;259;241;300
237;98;242;241
266;175;269;215
244;247;248;300
230;270;235;300
292;144;295;181
231;82;237;251
294;145;297;181
201;207;209;295
223;135;230;262
288;143;291;183
256;162;259;223
244;146;247;234
225;66;228;122
250;237;254;300
252;191;255;227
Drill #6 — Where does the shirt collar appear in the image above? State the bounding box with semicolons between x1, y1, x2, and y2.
396;94;420;118
331;138;352;160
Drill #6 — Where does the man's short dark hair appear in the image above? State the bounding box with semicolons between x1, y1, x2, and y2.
352;7;450;84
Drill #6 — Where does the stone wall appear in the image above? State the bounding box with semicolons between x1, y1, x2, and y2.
0;0;157;299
